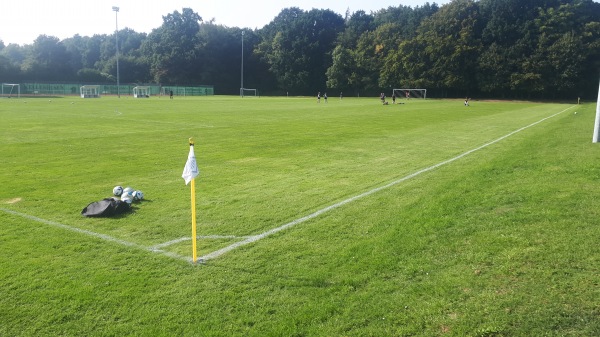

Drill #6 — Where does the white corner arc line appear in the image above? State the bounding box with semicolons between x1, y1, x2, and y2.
150;235;250;250
149;237;191;250
199;106;574;261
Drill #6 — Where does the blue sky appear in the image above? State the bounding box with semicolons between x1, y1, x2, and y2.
0;0;452;45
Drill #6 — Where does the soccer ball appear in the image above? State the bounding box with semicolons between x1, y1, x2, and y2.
121;194;133;204
113;185;123;196
122;187;134;197
132;190;144;201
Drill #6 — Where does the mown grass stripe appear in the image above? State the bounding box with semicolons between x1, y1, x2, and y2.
199;105;574;262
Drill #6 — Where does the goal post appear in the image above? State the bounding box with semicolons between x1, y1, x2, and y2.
393;88;427;99
240;88;259;97
1;83;20;98
80;85;100;98
593;78;600;143
133;86;150;98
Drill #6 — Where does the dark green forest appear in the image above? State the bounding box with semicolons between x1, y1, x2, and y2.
1;0;599;99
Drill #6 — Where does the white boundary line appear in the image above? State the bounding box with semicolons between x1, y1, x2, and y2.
199;106;574;261
1;106;574;264
0;208;190;262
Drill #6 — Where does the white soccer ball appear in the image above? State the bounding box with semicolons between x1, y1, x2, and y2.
122;187;134;197
121;194;133;204
113;185;123;196
132;190;144;201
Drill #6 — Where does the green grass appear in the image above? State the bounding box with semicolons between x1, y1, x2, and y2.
1;96;598;336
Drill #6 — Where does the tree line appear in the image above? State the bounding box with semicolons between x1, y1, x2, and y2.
1;0;599;99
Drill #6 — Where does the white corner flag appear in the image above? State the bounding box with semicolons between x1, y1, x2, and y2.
182;141;200;185
183;138;200;264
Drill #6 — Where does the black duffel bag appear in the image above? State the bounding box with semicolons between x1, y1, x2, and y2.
81;198;131;217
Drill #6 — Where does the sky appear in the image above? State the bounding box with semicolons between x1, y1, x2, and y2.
0;0;454;46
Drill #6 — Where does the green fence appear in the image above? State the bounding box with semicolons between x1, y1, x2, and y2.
18;83;214;97
160;86;214;96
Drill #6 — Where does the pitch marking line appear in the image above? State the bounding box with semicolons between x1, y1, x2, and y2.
0;208;189;262
199;106;575;261
150;235;251;250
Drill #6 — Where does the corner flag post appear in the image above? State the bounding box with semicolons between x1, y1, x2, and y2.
182;138;200;263
190;159;197;264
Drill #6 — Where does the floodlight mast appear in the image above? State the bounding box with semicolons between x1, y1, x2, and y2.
112;6;120;98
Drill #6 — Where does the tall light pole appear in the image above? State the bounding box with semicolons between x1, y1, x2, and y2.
240;30;244;97
112;6;120;98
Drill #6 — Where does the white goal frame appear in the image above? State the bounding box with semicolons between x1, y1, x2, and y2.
1;83;20;98
393;88;427;99
593;79;600;143
80;85;100;98
133;86;151;98
240;88;259;98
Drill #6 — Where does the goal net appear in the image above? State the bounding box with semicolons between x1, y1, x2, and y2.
1;83;20;98
393;88;427;99
240;88;259;97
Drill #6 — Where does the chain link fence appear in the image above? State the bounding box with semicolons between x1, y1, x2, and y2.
15;83;214;97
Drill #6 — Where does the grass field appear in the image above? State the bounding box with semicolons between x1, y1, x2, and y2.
1;95;598;336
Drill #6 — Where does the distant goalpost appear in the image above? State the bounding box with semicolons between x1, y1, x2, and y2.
593;79;600;143
80;85;100;98
393;88;427;99
240;88;259;98
1;83;20;98
133;86;150;98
